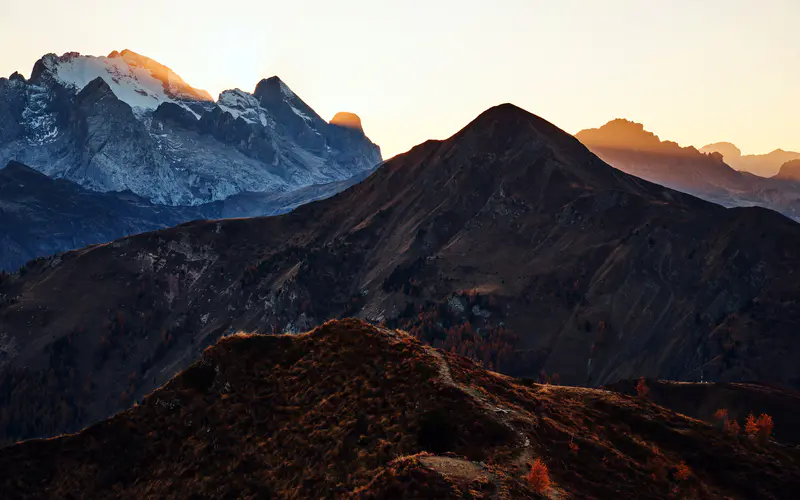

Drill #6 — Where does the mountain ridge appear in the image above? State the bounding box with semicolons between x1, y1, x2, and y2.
1;318;798;499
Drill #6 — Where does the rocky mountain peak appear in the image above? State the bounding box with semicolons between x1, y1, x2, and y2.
76;76;115;99
700;142;743;161
253;76;323;126
576;118;664;152
28;50;212;111
8;72;26;83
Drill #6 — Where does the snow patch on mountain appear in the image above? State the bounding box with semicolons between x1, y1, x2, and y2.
217;89;271;126
21;85;59;145
278;80;313;122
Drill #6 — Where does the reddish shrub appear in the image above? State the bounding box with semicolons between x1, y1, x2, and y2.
724;419;741;436
635;377;649;399
526;458;551;493
674;462;691;481
745;413;758;437
755;414;774;444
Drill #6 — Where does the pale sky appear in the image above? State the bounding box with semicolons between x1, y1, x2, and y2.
1;0;797;159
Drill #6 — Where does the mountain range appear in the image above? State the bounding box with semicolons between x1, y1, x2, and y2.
3;104;800;447
0;50;382;270
576;119;800;220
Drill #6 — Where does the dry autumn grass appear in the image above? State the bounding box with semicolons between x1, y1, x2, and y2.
0;319;799;499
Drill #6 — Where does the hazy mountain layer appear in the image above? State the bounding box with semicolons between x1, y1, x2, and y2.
576;119;800;220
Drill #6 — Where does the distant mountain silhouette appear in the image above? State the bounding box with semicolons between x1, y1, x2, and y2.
775;159;800;182
700;142;800;177
576;120;800;220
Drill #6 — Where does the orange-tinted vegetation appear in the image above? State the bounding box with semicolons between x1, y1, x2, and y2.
636;377;649;399
1;319;799;499
525;458;551;493
746;413;775;445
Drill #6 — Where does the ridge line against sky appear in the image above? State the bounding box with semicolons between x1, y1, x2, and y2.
2;0;797;159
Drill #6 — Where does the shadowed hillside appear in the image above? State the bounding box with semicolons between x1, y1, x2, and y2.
606;379;800;446
1;319;798;499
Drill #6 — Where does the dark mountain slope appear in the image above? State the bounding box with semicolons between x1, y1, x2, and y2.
606;379;800;447
0;161;378;272
0;161;210;271
3;104;800;444
1;319;798;499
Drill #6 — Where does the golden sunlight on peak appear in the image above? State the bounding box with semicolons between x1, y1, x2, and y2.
330;112;364;132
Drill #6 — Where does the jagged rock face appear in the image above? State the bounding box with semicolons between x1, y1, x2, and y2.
29;50;213;107
0;51;382;205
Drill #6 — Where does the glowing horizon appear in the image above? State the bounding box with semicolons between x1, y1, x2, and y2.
2;0;797;159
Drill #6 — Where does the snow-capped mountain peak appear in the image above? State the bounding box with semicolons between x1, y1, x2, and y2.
1;50;382;207
30;50;212;114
